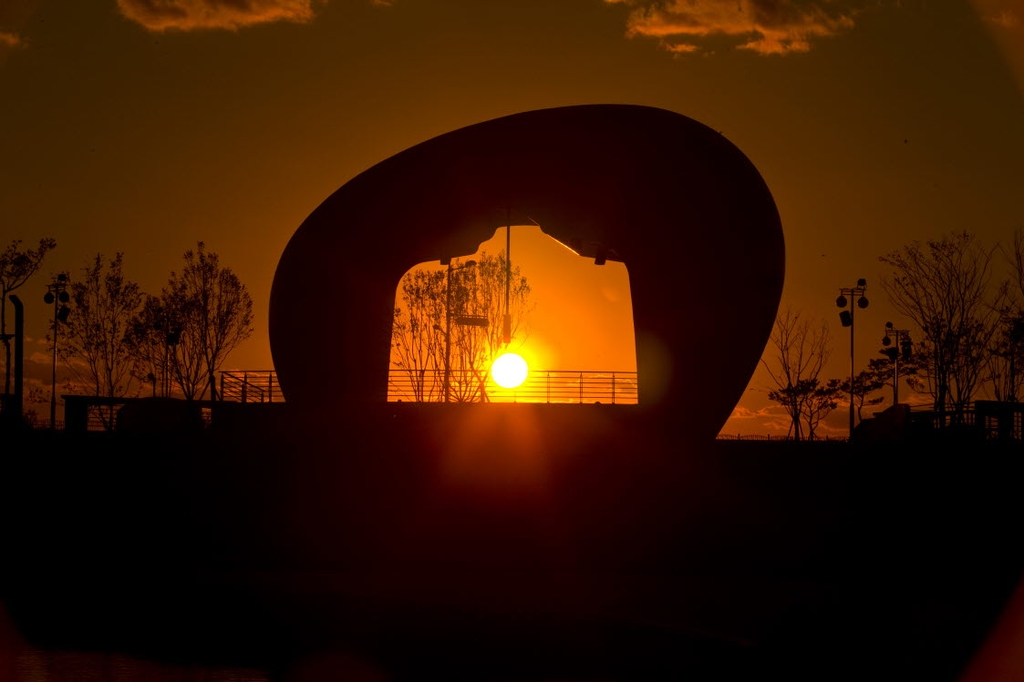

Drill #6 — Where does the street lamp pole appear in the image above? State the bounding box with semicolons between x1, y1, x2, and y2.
442;260;476;403
882;322;912;405
44;273;71;429
836;278;868;438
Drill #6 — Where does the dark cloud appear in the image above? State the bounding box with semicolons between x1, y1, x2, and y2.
116;0;322;32
0;30;26;48
968;0;1022;30
605;0;865;55
986;8;1020;28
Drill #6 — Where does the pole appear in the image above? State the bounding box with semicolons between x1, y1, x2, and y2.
444;262;452;403
503;210;512;346
10;295;23;420
505;212;511;315
849;301;855;438
893;344;900;405
838;280;867;439
50;291;58;429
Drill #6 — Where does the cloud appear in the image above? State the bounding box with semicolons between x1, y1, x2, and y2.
986;8;1020;28
604;0;864;55
969;0;1023;29
727;404;776;420
720;402;797;437
116;0;322;32
0;30;26;48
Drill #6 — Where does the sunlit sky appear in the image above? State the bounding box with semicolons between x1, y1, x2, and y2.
2;0;1023;435
396;225;636;377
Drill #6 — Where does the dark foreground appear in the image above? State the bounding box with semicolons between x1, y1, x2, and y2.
1;403;1022;681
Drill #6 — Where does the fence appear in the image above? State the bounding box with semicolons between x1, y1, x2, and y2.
387;368;638;405
219;370;284;404
715;434;848;441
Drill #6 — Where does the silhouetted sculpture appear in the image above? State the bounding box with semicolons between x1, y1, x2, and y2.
271;104;785;441
0;294;25;427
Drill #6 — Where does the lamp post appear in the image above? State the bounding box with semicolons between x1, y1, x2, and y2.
44;273;71;429
503;216;512;346
836;278;868;438
881;321;912;405
152;306;181;398
441;260;477;402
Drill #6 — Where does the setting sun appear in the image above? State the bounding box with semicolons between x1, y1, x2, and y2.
491;353;528;389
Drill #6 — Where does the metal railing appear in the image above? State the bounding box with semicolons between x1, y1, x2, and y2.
387;368;638;404
220;370;284;404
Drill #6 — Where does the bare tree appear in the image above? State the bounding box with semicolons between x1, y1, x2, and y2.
58;253;144;428
985;313;1024;402
451;251;532;401
879;232;1005;423
162;242;253;401
390;268;446;401
390;250;532;402
126;294;181;399
988;229;1024;402
0;238;56;395
842;360;890;422
762;308;833;440
806;378;843;440
1006;229;1024;302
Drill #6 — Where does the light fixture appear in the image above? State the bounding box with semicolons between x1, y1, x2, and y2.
836;279;869;438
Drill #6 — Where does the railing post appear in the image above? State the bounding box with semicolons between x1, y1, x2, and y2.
268;371;274;403
241;372;248;404
611;372;616;405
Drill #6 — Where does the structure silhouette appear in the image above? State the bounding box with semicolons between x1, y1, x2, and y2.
271;104;785;440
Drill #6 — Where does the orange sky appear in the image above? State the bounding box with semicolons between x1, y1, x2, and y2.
2;0;1023;435
394;225;636;376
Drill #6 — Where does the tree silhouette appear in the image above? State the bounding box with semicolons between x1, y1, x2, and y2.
390;267;446;401
989;230;1024;402
390;250;531;402
806;378;843;440
983;313;1024;403
841;355;921;421
0;237;56;396
126;295;182;399
57;253;143;429
842;368;886;423
879;232;1004;424
762;308;833;440
160;242;253;401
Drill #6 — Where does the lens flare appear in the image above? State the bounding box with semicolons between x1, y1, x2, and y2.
491;352;528;389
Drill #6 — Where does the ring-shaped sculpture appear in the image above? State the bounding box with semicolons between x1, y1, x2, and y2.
271;104;784;441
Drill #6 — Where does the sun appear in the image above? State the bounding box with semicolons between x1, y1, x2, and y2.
491;352;529;389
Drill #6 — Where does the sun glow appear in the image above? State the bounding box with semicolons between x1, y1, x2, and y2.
388;225;637;403
491;352;529;389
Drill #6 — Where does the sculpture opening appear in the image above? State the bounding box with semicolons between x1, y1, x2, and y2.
387;225;638;404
